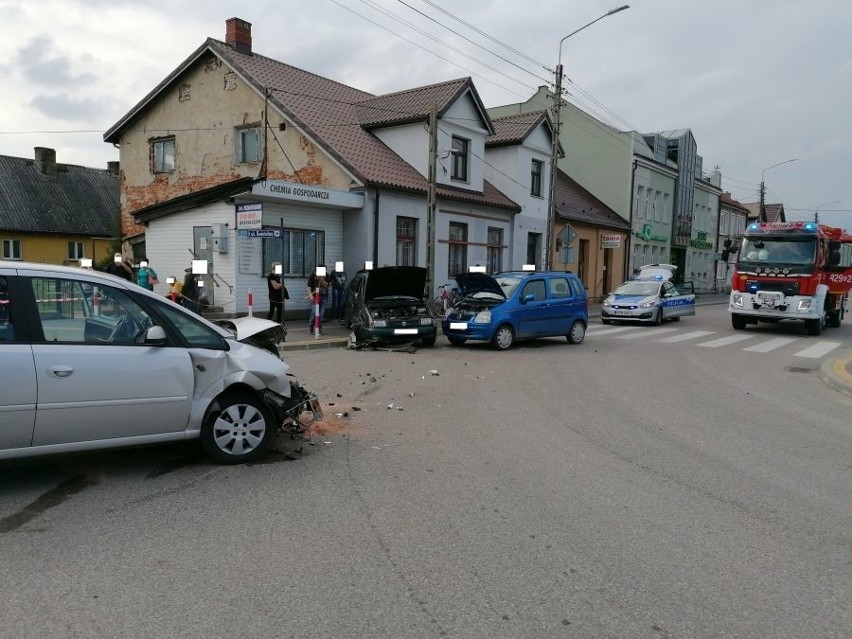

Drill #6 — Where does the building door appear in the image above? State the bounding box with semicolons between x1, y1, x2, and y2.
193;226;214;306
603;247;612;294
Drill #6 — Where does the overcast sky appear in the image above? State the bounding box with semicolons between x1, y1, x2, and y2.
2;0;850;230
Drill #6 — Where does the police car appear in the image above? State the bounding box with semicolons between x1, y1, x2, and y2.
600;264;695;325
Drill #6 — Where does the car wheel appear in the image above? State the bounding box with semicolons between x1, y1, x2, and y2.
601;318;611;325
653;309;662;326
491;324;515;350
201;392;274;464
567;320;586;344
731;314;747;330
447;336;466;346
420;335;436;347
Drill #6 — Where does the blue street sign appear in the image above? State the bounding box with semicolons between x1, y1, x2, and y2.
238;229;280;238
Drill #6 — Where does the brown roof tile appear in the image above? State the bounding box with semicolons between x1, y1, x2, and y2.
555;170;629;230
356;78;471;128
487;111;548;147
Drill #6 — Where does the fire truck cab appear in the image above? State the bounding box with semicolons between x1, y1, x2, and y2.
729;221;852;335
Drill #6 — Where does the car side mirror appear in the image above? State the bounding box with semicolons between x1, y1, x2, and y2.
144;325;168;345
522;293;535;303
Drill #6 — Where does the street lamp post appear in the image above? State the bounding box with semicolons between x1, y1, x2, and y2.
758;158;797;222
814;200;842;224
545;4;629;270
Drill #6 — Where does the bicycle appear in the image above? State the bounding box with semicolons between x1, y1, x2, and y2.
431;282;459;316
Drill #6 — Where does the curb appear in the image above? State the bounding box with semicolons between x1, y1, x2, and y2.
818;349;852;398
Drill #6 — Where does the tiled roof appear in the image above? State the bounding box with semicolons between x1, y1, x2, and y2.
106;39;517;212
0;153;118;236
486;111;549;147
720;192;751;214
355;78;478;129
555;170;629;230
743;202;786;223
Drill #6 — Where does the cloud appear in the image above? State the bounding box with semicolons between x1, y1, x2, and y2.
15;34;97;88
29;93;108;122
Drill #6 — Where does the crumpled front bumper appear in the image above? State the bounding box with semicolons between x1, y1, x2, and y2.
263;380;323;429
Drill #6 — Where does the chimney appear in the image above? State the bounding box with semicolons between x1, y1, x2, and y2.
107;161;120;175
34;147;57;176
225;18;252;54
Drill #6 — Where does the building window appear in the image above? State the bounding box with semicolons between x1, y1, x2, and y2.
447;222;468;277
396;217;417;266
2;239;21;260
152;138;175;173
530;159;543;197
526;232;542;268
68;242;84;261
635;186;644;219
236;127;262;163
487;227;503;273
262;228;325;277
451;136;469;182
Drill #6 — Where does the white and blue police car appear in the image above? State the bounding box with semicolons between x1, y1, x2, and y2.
600;264;696;325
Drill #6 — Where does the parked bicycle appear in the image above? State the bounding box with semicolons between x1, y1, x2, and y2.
431;281;460;316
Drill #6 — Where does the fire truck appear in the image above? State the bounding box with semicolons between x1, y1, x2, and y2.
728;221;852;335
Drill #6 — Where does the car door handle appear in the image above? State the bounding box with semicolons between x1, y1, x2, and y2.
49;365;74;378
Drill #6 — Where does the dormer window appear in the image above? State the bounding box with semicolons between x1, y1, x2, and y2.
451;136;469;182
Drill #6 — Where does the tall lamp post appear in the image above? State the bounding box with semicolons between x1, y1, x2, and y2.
758;158;797;222
546;4;629;270
814;200;842;224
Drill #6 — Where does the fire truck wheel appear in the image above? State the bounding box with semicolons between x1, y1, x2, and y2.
806;316;824;336
731;314;747;330
827;310;841;328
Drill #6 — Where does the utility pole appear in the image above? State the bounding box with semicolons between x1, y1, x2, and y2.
545;65;563;271
758;180;766;223
425;101;438;296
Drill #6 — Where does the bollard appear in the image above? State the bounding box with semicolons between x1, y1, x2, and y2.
248;289;254;317
313;288;320;339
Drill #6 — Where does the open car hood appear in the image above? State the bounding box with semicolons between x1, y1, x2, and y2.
364;266;428;300
215;316;285;342
453;273;506;298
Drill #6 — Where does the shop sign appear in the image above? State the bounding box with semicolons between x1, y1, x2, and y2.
236;202;263;229
600;234;621;249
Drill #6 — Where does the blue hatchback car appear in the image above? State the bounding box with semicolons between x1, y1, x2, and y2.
441;271;588;350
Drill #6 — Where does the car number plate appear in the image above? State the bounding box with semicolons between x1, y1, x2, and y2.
393;328;418;335
449;322;467;330
613;309;631;316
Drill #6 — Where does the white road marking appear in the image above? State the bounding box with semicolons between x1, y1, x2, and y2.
615;328;678;339
743;337;797;353
655;330;715;343
586;326;641;336
698;334;756;348
793;341;842;359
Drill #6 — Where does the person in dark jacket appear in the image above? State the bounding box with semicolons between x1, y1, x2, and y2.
107;253;134;282
181;268;202;315
266;262;289;322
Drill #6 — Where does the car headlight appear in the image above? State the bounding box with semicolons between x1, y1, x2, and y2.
797;299;811;311
372;319;387;327
420;317;433;326
732;294;743;307
473;310;491;324
602;299;612;307
639;300;655;308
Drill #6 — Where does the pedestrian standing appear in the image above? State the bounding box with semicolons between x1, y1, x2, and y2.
136;258;158;291
181;267;202;315
266;262;289;322
107;253;134;282
329;266;347;320
306;268;329;332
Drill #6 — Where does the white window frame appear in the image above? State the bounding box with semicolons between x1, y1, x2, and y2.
152;138;175;173
530;159;543;197
68;241;84;261
2;239;22;260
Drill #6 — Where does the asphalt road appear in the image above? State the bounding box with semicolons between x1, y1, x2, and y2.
1;305;850;638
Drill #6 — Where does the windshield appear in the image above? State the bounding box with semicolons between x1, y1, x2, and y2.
739;238;816;265
493;276;523;299
613;281;660;296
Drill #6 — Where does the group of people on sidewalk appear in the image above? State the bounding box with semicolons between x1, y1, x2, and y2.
106;254;207;316
265;263;347;332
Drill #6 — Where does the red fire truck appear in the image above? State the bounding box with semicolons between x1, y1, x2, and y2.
728;221;852;335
